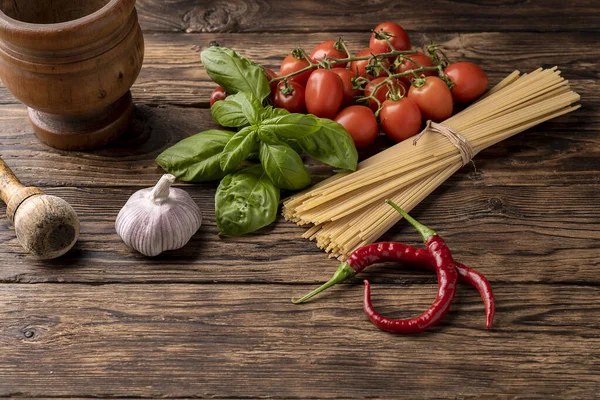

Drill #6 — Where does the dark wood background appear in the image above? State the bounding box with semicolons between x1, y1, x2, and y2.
1;0;599;398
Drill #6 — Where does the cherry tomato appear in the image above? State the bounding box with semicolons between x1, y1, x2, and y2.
280;54;312;86
444;62;488;103
370;22;411;53
264;68;279;96
407;76;454;122
274;81;306;114
210;86;227;106
332;68;360;106
310;40;348;68
350;48;390;79
380;97;422;143
305;69;344;118
396;52;436;84
334;105;379;148
364;77;409;111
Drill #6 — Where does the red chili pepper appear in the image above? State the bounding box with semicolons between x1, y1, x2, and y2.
292;242;494;328
363;201;458;333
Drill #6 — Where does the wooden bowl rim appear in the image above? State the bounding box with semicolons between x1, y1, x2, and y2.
0;0;136;50
0;0;129;34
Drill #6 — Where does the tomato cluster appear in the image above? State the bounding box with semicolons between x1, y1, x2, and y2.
210;22;488;149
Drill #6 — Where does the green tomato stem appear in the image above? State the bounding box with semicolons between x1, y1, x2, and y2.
272;48;419;82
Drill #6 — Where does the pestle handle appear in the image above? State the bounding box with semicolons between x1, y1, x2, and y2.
0;158;43;223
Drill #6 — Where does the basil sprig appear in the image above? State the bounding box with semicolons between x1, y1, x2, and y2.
215;165;279;237
201;47;271;102
157;46;359;236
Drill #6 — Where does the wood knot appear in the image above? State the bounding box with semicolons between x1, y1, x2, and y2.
182;1;265;33
488;197;504;212
22;328;35;339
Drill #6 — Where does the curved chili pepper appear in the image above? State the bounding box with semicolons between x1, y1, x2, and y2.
363;200;458;333
292;242;493;328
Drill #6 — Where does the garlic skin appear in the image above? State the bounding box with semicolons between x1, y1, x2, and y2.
115;174;202;256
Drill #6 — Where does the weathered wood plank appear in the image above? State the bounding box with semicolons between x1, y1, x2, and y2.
0;183;597;284
0;103;596;188
0;283;598;398
0;32;597;107
133;0;600;33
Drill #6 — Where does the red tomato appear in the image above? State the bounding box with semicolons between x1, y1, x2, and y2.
407;76;454;122
396;52;436;84
264;68;279;96
210;86;227;106
380;98;422;143
331;68;361;106
305;69;344;118
350;48;390;79
310;40;348;68
334;105;379;148
274;81;306;114
280;54;312;86
444;62;488;103
364;77;409;111
370;22;411;53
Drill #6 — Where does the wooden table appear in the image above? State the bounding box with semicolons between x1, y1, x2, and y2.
1;1;599;398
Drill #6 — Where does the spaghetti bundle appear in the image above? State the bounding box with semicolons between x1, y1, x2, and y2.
283;68;580;260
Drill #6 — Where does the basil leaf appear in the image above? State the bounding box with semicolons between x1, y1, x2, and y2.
156;130;234;182
216;164;280;236
283;138;303;155
259;113;321;139
259;141;311;190
211;94;246;128
211;92;263;128
236;92;263;125
201;47;270;102
297;118;358;171
262;105;289;120
220;126;258;171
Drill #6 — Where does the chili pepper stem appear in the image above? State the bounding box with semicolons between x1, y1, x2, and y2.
292;262;356;304
385;200;436;242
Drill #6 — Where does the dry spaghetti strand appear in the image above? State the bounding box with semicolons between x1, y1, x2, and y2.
283;68;580;260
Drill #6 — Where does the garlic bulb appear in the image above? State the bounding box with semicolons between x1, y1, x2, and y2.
115;174;202;256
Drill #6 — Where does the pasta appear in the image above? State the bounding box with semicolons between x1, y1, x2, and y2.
283;68;581;260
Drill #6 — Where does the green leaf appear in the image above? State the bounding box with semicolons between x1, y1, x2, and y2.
201;47;270;101
259;141;311;190
262;105;289;120
156;130;235;182
220;126;258;171
211;92;263;128
235;92;263;125
211;95;247;128
259;113;321;139
216;165;280;236
297;118;358;171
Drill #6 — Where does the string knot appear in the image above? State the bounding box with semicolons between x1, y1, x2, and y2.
413;120;475;166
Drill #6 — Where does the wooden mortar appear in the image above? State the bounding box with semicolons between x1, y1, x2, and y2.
0;0;145;150
0;158;79;259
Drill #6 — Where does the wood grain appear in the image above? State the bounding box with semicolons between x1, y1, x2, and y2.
133;0;600;33
0;283;598;398
0;182;597;285
0;104;596;188
0;31;597;108
0;1;597;398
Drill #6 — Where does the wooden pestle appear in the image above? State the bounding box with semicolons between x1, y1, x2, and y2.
0;158;79;259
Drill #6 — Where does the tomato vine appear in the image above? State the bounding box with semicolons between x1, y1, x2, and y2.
272;38;454;115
